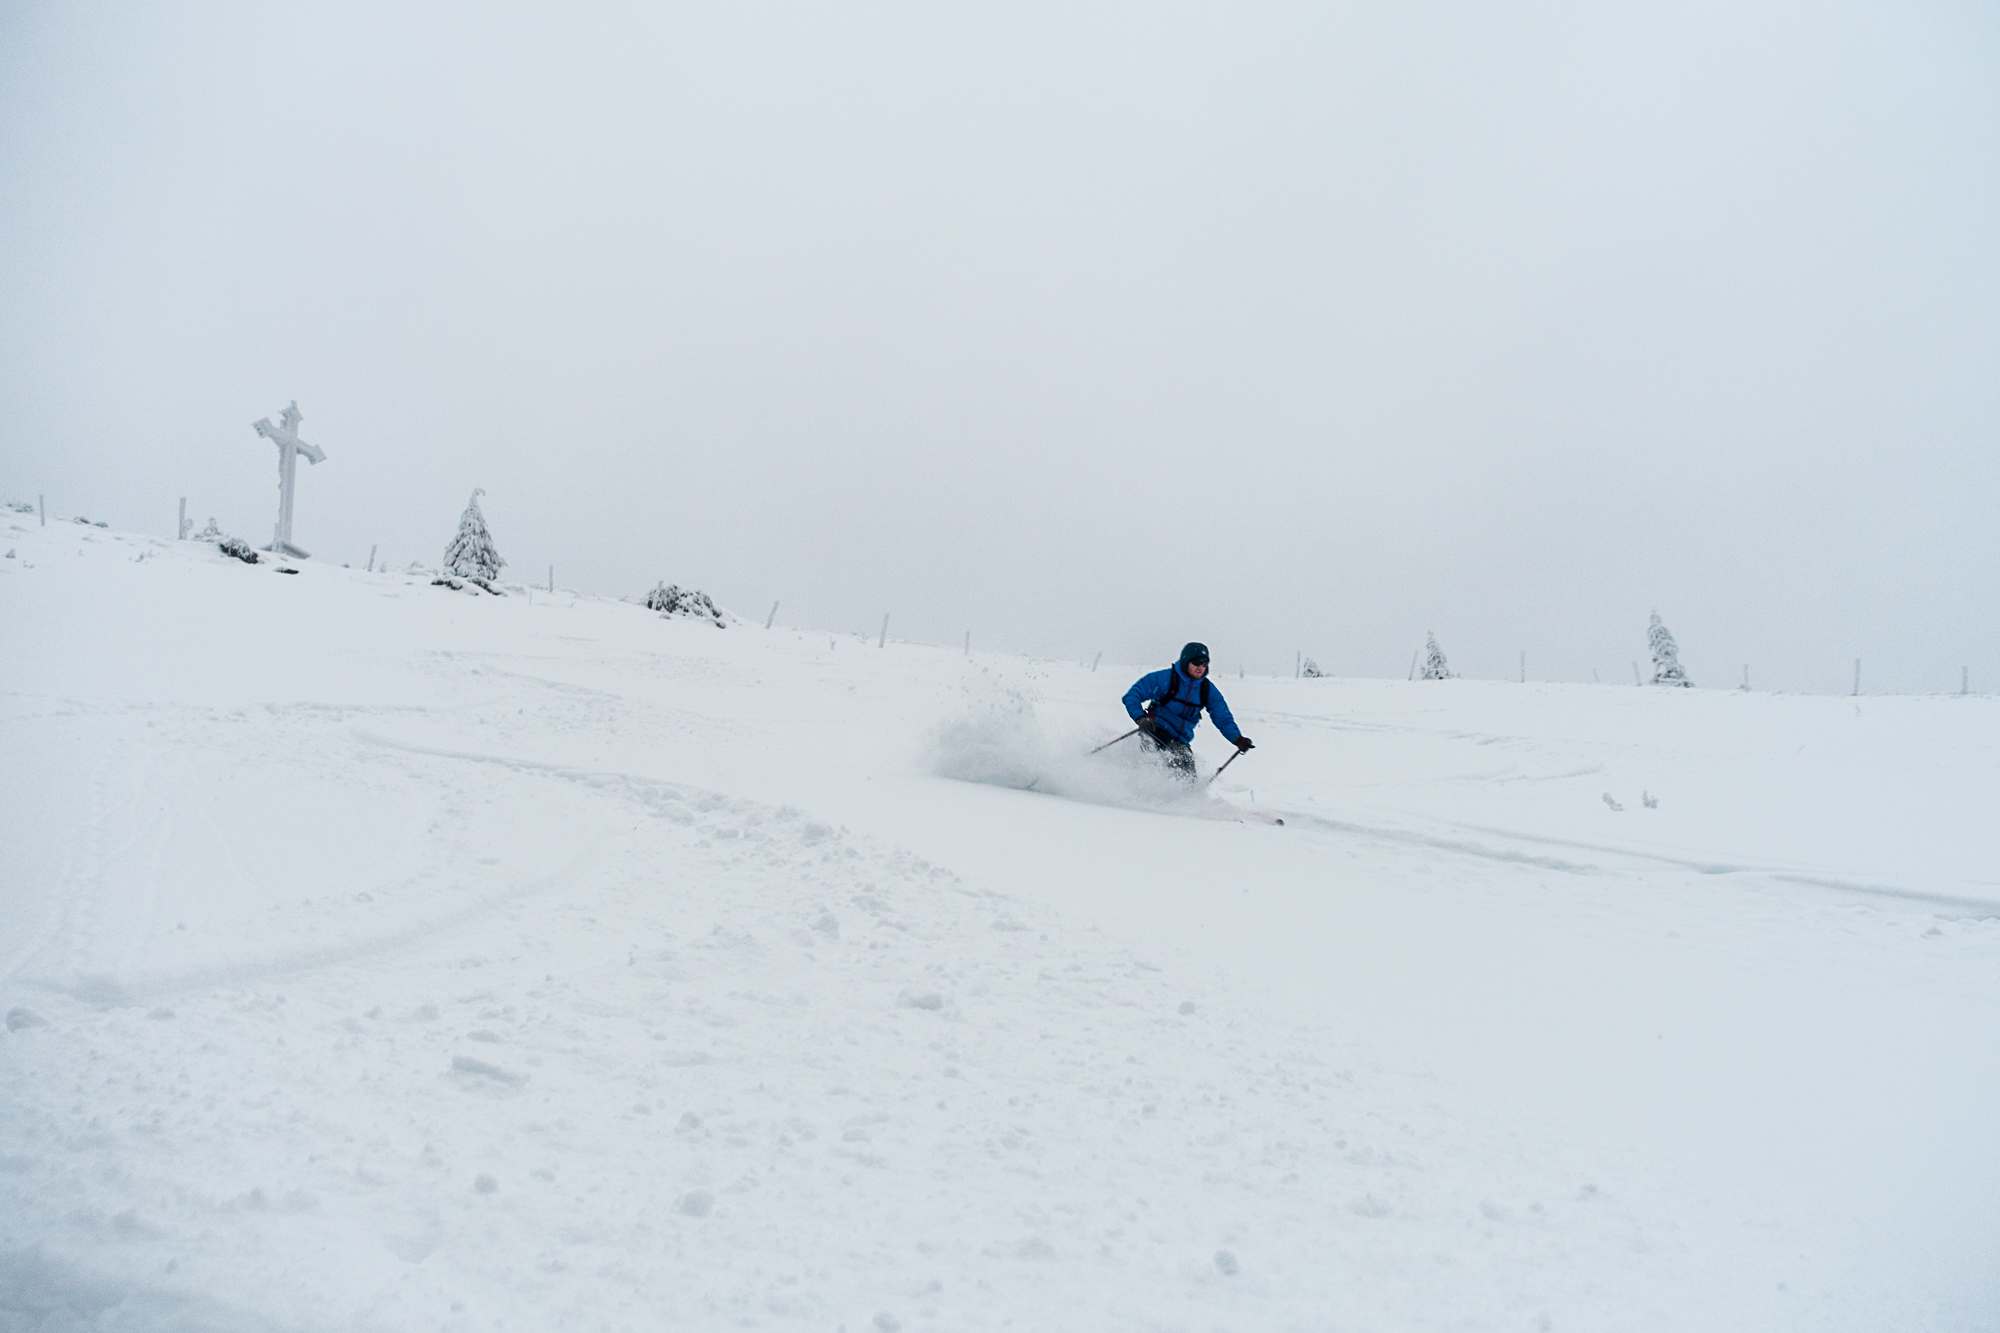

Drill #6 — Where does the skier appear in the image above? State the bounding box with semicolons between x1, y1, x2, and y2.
1122;642;1253;780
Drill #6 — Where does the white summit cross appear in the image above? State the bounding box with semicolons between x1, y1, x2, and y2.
251;400;326;558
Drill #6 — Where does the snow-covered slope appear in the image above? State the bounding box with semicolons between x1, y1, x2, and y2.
3;518;1996;1332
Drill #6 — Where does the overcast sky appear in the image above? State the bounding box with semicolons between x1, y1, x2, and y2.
4;2;1995;693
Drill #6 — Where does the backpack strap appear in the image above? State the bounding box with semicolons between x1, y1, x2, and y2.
1151;668;1210;714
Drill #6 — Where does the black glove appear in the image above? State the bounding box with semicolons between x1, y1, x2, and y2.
1136;715;1157;735
1233;735;1254;752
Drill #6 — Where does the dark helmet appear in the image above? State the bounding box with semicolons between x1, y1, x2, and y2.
1178;642;1210;668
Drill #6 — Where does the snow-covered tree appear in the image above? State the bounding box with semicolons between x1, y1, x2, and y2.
1420;632;1452;681
645;582;727;628
194;517;224;542
1301;657;1325;678
443;489;505;587
1648;611;1692;687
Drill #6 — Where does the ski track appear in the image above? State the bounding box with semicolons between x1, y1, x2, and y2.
1274;811;1606;875
1276;806;2000;917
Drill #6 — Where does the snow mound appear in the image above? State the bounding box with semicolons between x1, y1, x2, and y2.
644;582;727;626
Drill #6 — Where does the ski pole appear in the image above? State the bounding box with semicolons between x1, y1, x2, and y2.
1089;726;1142;755
1206;748;1249;786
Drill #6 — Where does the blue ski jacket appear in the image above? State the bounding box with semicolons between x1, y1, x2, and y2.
1123;665;1242;745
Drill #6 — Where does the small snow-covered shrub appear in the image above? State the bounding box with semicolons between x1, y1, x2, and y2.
431;575;501;596
1301;657;1325;678
1420;633;1452;681
1648;612;1692;687
218;536;259;564
443;489;505;588
645;583;726;627
194;517;224;541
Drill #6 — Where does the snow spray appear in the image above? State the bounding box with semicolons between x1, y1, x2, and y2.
929;699;1215;815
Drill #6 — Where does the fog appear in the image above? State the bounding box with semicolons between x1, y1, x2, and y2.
4;2;1995;693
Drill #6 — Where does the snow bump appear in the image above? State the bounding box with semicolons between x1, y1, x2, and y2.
450;1056;528;1088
